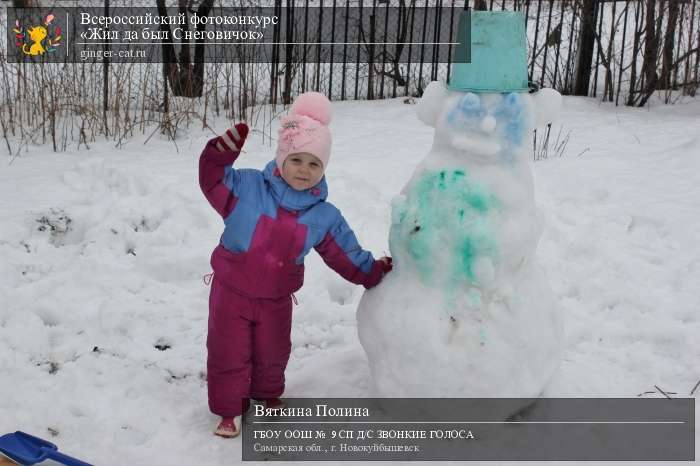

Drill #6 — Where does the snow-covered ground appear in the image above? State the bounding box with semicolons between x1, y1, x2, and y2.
0;95;698;465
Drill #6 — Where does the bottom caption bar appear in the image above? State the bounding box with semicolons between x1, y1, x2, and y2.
241;398;694;461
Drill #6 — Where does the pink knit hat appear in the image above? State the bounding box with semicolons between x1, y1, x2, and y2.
276;92;332;171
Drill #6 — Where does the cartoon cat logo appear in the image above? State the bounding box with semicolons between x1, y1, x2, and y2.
14;14;62;56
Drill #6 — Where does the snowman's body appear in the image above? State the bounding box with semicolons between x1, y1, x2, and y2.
357;83;563;412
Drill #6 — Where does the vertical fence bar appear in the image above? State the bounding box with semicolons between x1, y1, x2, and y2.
592;0;603;97
528;0;542;81
529;0;543;80
616;0;630;105
391;2;401;98
523;0;531;83
283;0;294;104
302;0;309;93
638;2;645;95
552;1;565;89
563;1;578;94
315;0;324;92
627;0;641;105
328;0;336;100
418;0;428;93
539;0;554;87
430;1;437;81
524;0;532;31
103;0;110;136
367;0;377;100
270;0;281;105
432;0;444;81
341;0;349;100
329;0;337;99
355;1;362;100
683;0;696;93
672;1;686;89
446;0;456;86
275;0;282;104
406;0;416;96
694;0;700;96
380;2;389;99
604;0;617;101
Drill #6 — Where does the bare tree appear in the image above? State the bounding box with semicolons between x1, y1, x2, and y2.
637;0;663;107
660;0;680;90
156;0;214;99
573;0;597;96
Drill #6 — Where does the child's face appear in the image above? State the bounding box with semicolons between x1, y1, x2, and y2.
281;152;324;191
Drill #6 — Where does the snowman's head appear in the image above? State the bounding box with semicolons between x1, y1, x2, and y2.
416;81;561;162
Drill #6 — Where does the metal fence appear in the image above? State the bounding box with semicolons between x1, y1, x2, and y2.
1;1;698;152
266;0;700;106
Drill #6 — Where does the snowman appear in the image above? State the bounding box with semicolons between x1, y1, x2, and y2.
357;11;563;416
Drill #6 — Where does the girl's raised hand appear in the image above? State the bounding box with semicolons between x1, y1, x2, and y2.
215;122;249;153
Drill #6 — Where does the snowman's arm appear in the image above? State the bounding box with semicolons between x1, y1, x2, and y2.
199;136;243;218
314;212;385;289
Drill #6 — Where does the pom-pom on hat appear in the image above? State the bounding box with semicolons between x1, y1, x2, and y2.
276;92;332;171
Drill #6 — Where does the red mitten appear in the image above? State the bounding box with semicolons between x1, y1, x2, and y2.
379;256;393;273
215;122;249;152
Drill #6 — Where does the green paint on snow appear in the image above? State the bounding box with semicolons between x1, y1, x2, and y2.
458;237;477;281
389;168;500;290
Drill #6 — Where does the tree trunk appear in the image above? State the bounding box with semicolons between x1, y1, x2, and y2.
660;0;680;90
638;0;662;106
573;0;598;96
626;2;643;106
157;0;213;98
601;1;617;102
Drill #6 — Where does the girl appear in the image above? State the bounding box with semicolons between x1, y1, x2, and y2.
199;92;392;438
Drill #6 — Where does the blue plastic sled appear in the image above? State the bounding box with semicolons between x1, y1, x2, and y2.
0;431;92;466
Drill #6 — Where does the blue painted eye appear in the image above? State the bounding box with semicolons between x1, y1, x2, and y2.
493;93;527;149
447;93;485;129
458;93;481;111
501;93;523;116
457;93;485;119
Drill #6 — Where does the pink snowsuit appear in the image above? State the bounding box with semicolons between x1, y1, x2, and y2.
199;137;385;417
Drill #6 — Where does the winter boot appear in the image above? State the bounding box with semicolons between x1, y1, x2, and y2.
214;415;242;438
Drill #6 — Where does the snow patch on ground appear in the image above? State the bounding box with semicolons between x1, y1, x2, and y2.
1;96;699;465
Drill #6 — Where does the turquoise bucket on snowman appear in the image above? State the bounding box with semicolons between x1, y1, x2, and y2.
450;10;529;93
